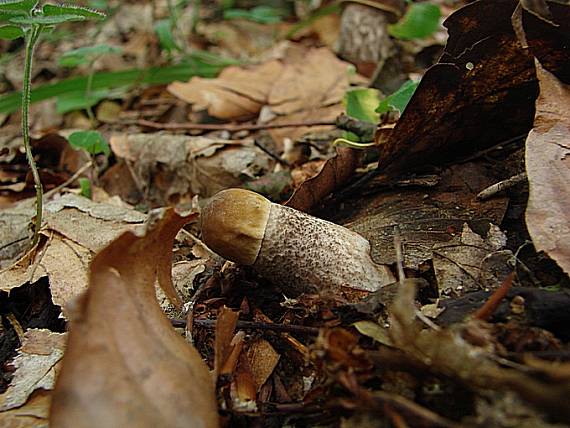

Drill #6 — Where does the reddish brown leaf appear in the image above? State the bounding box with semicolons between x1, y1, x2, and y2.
50;209;219;428
286;147;360;212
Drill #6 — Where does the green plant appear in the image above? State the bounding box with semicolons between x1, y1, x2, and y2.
0;0;105;247
388;2;441;40
68;129;110;197
0;52;238;115
68;129;110;156
154;0;192;57
376;80;419;115
334;80;420;148
58;43;122;121
333;88;380;148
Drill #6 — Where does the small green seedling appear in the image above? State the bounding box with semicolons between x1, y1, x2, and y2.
334;81;420;149
0;0;105;247
376;80;420;115
68;129;110;199
68;130;110;156
58;44;122;121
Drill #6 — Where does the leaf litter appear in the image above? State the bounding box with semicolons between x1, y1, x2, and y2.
0;0;570;427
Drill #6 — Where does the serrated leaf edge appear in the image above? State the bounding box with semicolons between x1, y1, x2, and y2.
43;2;105;18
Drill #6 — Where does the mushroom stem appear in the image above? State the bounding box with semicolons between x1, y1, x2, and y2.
201;189;394;295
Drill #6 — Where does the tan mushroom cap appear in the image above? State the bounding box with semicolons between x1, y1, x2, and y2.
200;188;271;265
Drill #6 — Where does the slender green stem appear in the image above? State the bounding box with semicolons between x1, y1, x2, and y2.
332;138;375;149
22;25;43;248
85;64;96;125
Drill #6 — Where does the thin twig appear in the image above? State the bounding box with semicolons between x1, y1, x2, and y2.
44;161;93;200
254;139;291;166
173;317;321;336
134;118;336;132
477;172;527;200
393;226;440;331
393;225;406;286
472;272;515;321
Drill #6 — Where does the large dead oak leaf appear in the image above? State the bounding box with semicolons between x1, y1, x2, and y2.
50;209;219;428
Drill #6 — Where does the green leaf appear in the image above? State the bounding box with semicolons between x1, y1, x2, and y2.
0;24;23;39
344;88;381;124
154;19;180;54
88;0;108;10
0;0;37;14
59;44;122;67
78;177;92;199
0;52;237;114
56;88;114;114
68;130;110;156
224;5;285;24
42;3;105;20
388;3;441;40
376;80;419;115
10;14;88;24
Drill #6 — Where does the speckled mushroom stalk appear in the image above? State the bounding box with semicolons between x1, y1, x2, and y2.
201;188;394;295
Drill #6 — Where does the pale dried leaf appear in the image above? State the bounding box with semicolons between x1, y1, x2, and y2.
268;48;350;115
0;196;148;312
109;133;274;201
168;60;283;120
525;62;570;274
0;329;66;411
432;223;510;296
0;390;51;428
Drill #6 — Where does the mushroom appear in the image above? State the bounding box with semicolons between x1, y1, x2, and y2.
201;188;394;295
337;0;407;93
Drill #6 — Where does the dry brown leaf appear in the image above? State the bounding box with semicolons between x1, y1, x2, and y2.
268;48;350;115
168;60;283;120
232;353;257;412
432;223;511;296
214;307;239;380
0;390;51;428
525;62;570;275
375;1;537;176
168;45;353;145
0;329;65;411
287;147;361;212
344;162;509;270
108;133;274;203
246;339;280;391
197;20;285;59
0;195;146;312
50;209;219;428
266;104;344;148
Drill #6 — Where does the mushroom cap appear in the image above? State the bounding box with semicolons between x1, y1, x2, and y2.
200;188;271;265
